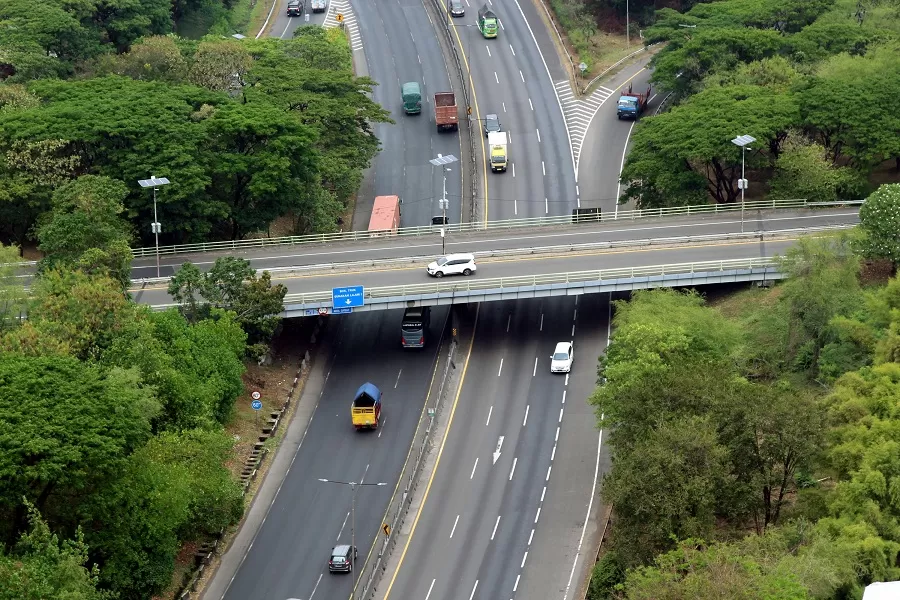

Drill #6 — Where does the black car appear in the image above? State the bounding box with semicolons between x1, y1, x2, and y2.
483;113;501;136
286;0;302;16
449;0;465;17
329;544;356;573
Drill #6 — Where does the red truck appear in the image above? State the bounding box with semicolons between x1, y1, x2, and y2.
616;84;651;120
434;92;459;132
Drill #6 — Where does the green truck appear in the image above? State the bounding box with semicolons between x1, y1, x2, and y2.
477;5;498;38
402;82;422;115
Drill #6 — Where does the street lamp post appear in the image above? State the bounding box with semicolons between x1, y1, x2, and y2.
626;0;630;47
137;176;171;278
318;477;387;599
731;135;755;233
429;154;459;254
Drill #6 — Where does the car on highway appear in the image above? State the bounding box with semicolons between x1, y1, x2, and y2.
329;544;356;573
286;0;303;15
483;113;501;136
426;253;477;278
310;0;327;12
449;0;465;17
550;342;574;373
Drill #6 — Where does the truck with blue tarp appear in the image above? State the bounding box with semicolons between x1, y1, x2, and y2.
351;382;382;430
616;84;651;120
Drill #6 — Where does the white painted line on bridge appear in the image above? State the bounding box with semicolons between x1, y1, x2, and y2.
425;579;436;600
450;514;460;538
534;506;541;523
470;457;479;479
486;405;493;427
491;515;501;540
528;528;535;546
394;369;402;388
509;457;518;480
521;551;528;568
533;357;538;376
469;580;479;600
523;404;530;427
498;358;504;376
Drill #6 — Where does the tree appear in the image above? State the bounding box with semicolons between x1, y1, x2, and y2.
854;184;900;267
0;502;112;600
36;175;135;289
769;133;866;203
619;85;800;207
0;243;26;334
188;38;253;92
0;353;159;543
93;35;189;83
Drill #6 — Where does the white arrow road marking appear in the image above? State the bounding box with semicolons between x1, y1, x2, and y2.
493;436;504;464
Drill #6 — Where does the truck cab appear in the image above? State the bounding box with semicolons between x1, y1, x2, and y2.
616;84;651;120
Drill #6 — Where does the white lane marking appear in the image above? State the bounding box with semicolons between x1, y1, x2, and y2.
469;580;479;600
523;404;530;427
337;511;349;540
521;551;528;568
498;358;504;376
509;457;518;480
503;101;507;112
545;197;548;213
565;373;569;386
546;465;552;481
450;514;460;538
470;457;479;479
519;70;525;82
534;506;541;523
559;407;564;423
555;426;560;442
528;528;535;546
394;369;402;388
576;185;579;196
512;163;515;177
571;323;576;336
279;20;291;38
541;486;546;502
486;45;491;57
378;419;386;437
308;573;323;600
573;308;577;320
491;515;501;540
494;72;499;84
551;444;557;461
499;17;504;29
507;314;511;332
418;54;421;64
539;314;544;331
528;98;533;111
542;161;545;176
533;357;538;376
563;425;605;600
361;463;370;484
486;405;493;427
562;390;566;404
514;198;518;215
510;44;516;55
426;579;436;600
615;119;639;217
513;574;520;592
536;128;541;143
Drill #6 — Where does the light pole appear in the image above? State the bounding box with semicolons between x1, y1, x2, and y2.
318;477;387;598
429;154;458;254
731;135;755;233
626;0;630;47
137;176;171;278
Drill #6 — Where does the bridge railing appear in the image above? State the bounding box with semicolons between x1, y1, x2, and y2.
277;256;780;306
129;199;862;259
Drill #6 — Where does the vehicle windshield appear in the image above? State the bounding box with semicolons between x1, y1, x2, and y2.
491;155;504;163
553;351;569;361
618;98;637;108
436;257;449;266
402;323;423;332
332;556;345;563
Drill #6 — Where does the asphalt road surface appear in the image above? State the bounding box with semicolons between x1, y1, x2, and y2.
220;307;449;600
134;236;803;306
128;208;859;278
380;294;611;600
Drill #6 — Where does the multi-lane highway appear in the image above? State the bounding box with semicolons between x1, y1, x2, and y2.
216;308;449;600
442;0;575;219
380;294;611;600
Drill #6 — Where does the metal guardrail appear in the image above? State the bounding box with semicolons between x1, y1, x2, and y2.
127;199;862;259
127;224;855;287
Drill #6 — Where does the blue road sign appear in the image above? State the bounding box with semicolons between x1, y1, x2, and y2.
333;307;352;314
332;285;365;308
251;399;262;411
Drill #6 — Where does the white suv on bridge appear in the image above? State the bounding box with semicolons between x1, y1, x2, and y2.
426;253;477;278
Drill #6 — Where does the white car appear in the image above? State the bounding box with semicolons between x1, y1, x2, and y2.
426;253;477;278
550;342;574;373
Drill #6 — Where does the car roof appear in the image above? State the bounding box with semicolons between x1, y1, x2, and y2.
441;253;475;261
554;341;572;352
486;113;498;119
332;544;351;554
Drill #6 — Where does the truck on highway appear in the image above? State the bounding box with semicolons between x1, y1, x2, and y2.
477;5;499;38
310;0;326;12
434;92;459;132
616;84;651;120
368;195;401;235
488;131;508;172
351;383;382;430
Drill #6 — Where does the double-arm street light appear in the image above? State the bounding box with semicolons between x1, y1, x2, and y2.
317;477;387;598
429;154;459;254
731;135;756;233
137;176;171;278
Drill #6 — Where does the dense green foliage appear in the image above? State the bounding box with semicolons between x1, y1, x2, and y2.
619;0;900;207
589;221;900;597
0;0;390;250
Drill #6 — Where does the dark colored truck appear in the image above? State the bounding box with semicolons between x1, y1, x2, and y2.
616;84;651;120
434;92;459;132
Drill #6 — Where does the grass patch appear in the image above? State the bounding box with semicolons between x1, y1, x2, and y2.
543;0;643;80
231;0;278;37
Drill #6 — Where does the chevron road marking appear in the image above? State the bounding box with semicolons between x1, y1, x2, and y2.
323;0;363;52
553;81;615;169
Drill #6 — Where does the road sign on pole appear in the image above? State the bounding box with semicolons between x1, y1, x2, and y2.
251;391;261;401
332;285;365;308
251;398;262;428
336;12;343;21
251;399;262;410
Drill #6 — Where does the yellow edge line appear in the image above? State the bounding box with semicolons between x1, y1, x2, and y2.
348;315;449;600
436;0;489;225
131;238;799;292
609;67;647;96
381;304;480;599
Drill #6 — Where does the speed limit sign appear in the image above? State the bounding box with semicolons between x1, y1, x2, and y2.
251;391;261;400
318;307;329;316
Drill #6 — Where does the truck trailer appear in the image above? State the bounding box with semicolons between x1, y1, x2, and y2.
351;383;382;430
368;195;401;235
434;92;459;132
